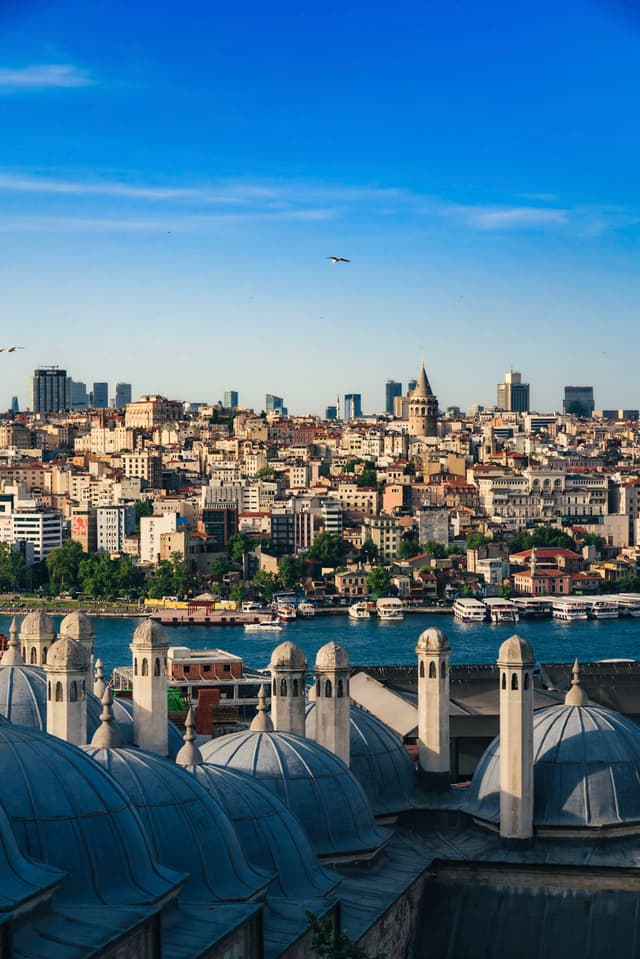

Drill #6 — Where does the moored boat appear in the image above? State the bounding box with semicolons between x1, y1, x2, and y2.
376;598;404;621
244;620;283;632
453;597;486;623
552;599;588;621
348;601;371;620
483;597;520;624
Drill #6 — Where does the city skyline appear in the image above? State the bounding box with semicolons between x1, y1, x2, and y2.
2;1;640;412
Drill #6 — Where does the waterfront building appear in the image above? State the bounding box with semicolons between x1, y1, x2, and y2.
497;370;530;413
563;385;594;418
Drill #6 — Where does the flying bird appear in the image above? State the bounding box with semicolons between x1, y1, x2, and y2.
327;256;350;263
0;347;24;352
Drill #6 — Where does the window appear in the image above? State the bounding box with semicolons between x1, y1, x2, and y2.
511;673;519;691
292;678;299;697
142;658;149;677
524;673;530;690
280;678;287;696
70;681;78;702
55;681;63;702
501;672;506;690
337;679;344;698
429;661;437;679
134;657;138;676
154;657;161;676
30;647;37;665
419;661;425;678
325;679;332;698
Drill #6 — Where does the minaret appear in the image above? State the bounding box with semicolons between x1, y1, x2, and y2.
175;707;203;766
90;686;123;748
94;658;106;698
19;611;56;666
44;637;90;747
269;641;307;736
408;359;439;437
130;619;169;756
2;618;24;665
416;627;451;789
314;641;350;765
59;612;96;673
498;634;534;847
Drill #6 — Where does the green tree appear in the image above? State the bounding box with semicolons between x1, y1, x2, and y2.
367;565;390;598
306;532;346;568
397;539;421;560
146;561;177;599
306;912;386;959
462;584;473;598
498;582;513;599
360;538;379;564
466;532;489;551
255;466;276;479
46;539;85;593
227;533;253;565
508;526;577;553
0;543;28;590
356;465;378;488
423;539;447;559
278;555;304;589
230;584;244;605
252;569;278;602
134;499;154;532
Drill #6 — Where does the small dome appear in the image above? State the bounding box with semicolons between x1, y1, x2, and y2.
59;611;95;644
306;702;415;815
416;627;450;654
468;703;640;832
84;744;269;900
0;719;180;905
315;641;350;671
19;611;55;641
498;634;534;666
183;762;338;899
0;664;183;757
201;729;389;860
45;637;89;671
131;619;169;649
269;640;306;670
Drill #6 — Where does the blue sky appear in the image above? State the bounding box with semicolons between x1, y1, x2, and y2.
1;0;639;415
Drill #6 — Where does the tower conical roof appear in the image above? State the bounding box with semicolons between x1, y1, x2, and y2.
412;360;433;398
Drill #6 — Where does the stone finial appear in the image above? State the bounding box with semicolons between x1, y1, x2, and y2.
565;658;589;707
250;684;274;733
175;707;203;766
90;687;123;749
94;658;106;698
2;619;24;666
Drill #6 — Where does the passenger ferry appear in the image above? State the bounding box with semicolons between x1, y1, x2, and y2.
453;597;487;623
297;602;316;618
616;594;640;617
552;598;588;621
483;597;520;624
348;601;371;620
586;599;619;620
276;602;297;622
512;597;553;618
376;597;404;621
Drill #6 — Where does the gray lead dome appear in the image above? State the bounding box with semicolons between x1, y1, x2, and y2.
468;702;640;832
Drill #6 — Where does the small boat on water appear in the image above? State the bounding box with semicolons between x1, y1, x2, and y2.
453;598;486;623
376;598;404;621
552;599;588;621
348;601;371;620
587;599;619;620
244;620;283;632
276;602;297;622
297;602;316;618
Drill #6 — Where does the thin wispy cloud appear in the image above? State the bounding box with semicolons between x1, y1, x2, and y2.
0;64;93;90
459;206;570;230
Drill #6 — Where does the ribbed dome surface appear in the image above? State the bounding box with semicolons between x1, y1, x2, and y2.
269;641;306;670
305;702;416;815
45;637;89;670
19;611;55;640
183;762;338;898
84;745;270;901
0;718;180;905
468;704;640;831
59;611;95;643
0;664;183;757
200;730;389;859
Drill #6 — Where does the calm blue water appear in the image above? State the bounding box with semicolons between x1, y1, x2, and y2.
3;612;640;678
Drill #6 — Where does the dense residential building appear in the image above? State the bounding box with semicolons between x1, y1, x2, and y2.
496;370;530;412
11;507;63;561
71;381;89;409
96;504;136;553
122;451;163;489
124;395;183;429
563;385;594;418
31;367;70;413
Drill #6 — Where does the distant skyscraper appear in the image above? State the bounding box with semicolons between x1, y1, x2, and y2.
385;380;402;414
408;379;417;394
10;396;19;414
564;386;594;418
266;394;287;415
224;390;239;409
325;405;337;420
114;382;132;409
71;381;89;409
31;367;70;413
92;382;109;409
344;394;362;419
497;371;530;412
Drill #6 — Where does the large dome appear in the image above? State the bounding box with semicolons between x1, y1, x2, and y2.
200;729;389;860
468;703;640;833
0;717;181;905
0;663;183;756
183;761;339;899
84;744;270;901
305;702;416;816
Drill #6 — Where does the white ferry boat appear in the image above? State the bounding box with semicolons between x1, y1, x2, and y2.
376;597;404;621
348;601;371;620
483;597;520;624
512;597;553;618
552;598;588;621
276;602;297;622
244;620;283;632
297;602;316;618
616;594;640;617
586;599;619;619
453;598;487;623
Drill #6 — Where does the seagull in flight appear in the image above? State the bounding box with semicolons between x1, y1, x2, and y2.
0;346;24;352
327;256;350;264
